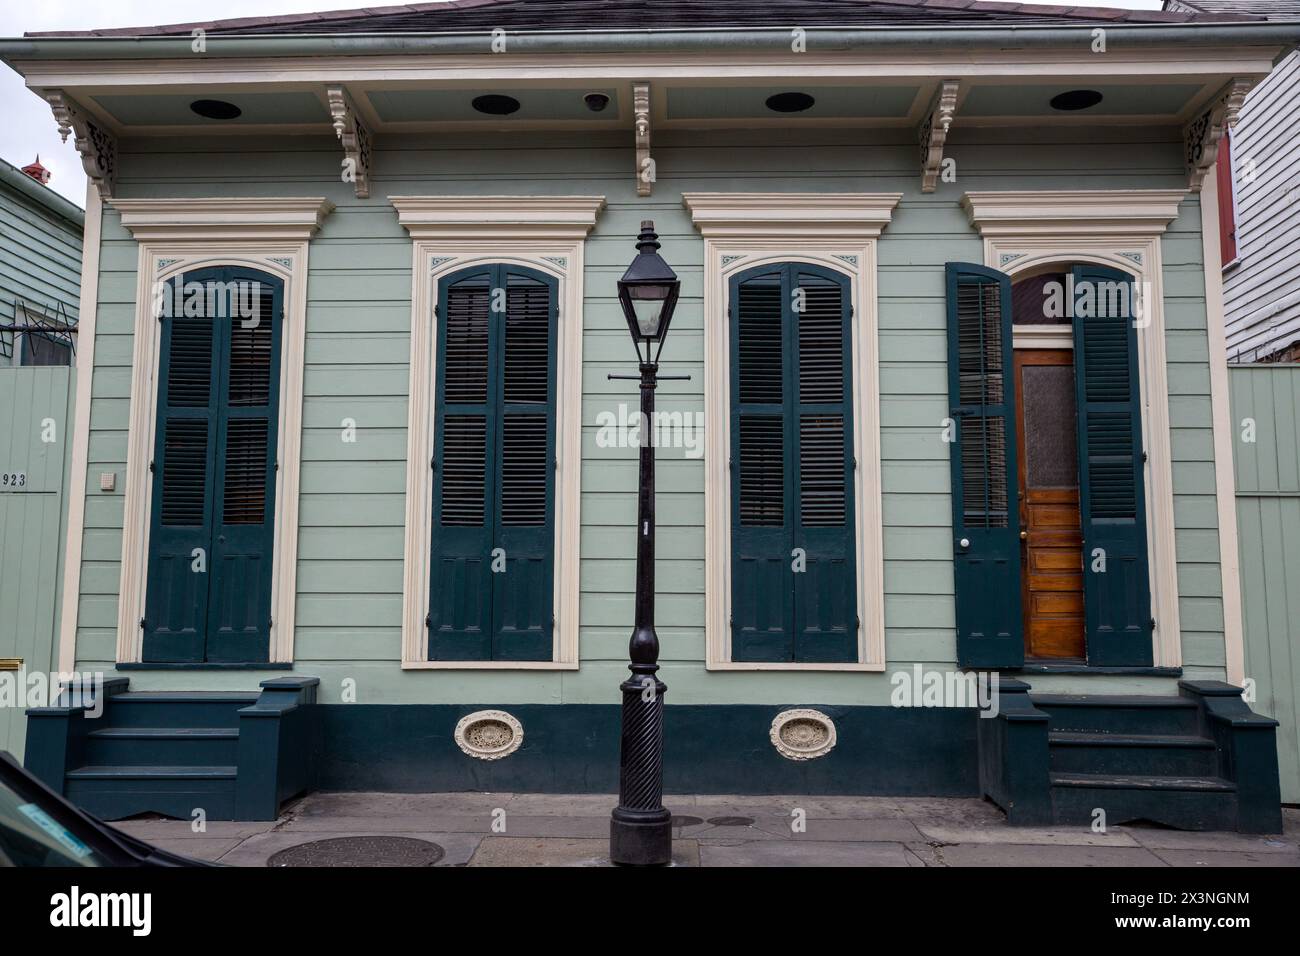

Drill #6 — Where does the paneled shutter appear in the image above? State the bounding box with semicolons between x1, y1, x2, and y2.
429;265;557;661
207;271;281;663
143;275;220;663
143;266;282;664
729;264;856;663
1071;265;1153;666
945;263;1024;669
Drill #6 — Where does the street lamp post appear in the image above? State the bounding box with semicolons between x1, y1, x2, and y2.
609;220;681;867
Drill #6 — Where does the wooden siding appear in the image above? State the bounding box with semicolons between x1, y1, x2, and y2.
1222;51;1300;361
72;124;1225;703
1230;364;1300;802
0;164;81;364
0;367;75;758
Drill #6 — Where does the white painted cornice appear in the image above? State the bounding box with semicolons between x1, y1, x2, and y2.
682;192;903;239
961;189;1188;238
389;195;607;240
110;197;335;241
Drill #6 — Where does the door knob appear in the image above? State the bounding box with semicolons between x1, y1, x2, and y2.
958;538;970;549
1020;531;1028;541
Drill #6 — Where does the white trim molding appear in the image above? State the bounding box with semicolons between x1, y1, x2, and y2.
683;191;901;671
57;182;104;672
1197;174;1247;685
110;196;333;666
963;188;1187;669
391;195;606;670
961;190;1189;238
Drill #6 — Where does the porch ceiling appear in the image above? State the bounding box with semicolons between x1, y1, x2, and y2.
49;73;1252;137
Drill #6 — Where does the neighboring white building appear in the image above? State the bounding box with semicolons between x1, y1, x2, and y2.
1169;1;1300;361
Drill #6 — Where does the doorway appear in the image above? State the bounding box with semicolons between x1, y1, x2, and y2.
1013;348;1085;661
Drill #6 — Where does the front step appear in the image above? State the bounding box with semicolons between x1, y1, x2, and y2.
103;692;259;729
64;766;237;820
1049;731;1219;777
1050;771;1238;830
1033;694;1202;736
86;727;240;767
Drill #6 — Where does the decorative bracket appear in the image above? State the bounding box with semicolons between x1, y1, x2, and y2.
327;86;372;199
918;80;960;194
634;82;653;198
44;90;116;200
1184;78;1251;193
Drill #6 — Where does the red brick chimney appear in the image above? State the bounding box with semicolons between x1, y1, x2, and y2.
20;156;51;186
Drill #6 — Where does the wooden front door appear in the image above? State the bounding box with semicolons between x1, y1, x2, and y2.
1014;348;1086;660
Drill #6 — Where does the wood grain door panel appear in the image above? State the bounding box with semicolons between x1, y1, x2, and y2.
1015;349;1086;660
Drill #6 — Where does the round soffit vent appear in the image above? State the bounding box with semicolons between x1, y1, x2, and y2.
454;709;524;760
190;99;242;120
770;708;837;761
1049;90;1104;112
472;94;521;116
765;91;816;114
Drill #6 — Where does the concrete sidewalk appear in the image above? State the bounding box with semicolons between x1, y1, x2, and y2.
111;793;1300;867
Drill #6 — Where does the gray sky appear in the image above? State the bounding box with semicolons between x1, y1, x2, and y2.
0;0;1166;206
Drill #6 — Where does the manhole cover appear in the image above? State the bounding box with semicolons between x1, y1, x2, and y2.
706;816;755;827
267;836;445;867
671;815;705;828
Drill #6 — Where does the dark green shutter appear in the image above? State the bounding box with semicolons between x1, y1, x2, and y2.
144;266;281;664
429;265;557;661
945;263;1024;669
1071;265;1153;666
729;263;856;663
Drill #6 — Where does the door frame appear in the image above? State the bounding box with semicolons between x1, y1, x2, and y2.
111;196;331;666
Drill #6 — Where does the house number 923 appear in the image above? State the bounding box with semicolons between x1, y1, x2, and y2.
1;472;27;488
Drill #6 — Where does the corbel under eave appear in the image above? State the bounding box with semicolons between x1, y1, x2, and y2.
1184;78;1252;193
327;86;372;199
634;82;653;198
919;80;960;194
44;89;116;201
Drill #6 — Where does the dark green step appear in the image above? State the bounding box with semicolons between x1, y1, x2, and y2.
86;727;240;767
1050;772;1237;830
1032;694;1201;736
105;692;258;729
64;765;237;821
1048;732;1219;777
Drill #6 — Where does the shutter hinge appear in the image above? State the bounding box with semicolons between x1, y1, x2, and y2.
139;618;146;630
1150;617;1157;632
274;460;279;472
855;616;861;633
425;613;432;629
148;460;155;474
431;456;436;472
853;456;858;470
1142;450;1148;463
268;618;273;630
554;457;559;472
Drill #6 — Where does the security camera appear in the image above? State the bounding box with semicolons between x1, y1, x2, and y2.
584;92;611;113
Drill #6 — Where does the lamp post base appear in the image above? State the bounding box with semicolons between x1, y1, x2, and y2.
610;806;673;866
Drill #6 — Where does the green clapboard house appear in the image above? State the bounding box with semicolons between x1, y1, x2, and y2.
1;0;1295;830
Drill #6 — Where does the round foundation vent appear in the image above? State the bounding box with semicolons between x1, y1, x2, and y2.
770;709;837;761
454;709;524;760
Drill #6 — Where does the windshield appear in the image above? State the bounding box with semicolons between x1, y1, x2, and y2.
0;776;106;867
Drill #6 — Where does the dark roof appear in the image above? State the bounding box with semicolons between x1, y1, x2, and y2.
28;0;1265;39
1166;0;1300;18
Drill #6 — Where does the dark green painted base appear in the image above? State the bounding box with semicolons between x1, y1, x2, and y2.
313;704;981;796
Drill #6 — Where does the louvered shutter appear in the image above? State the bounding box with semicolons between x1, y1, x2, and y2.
792;269;856;662
729;264;856;663
1071;265;1153;666
730;269;792;661
207;270;282;663
429;265;557;661
945;263;1024;669
143;273;220;663
492;270;557;660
